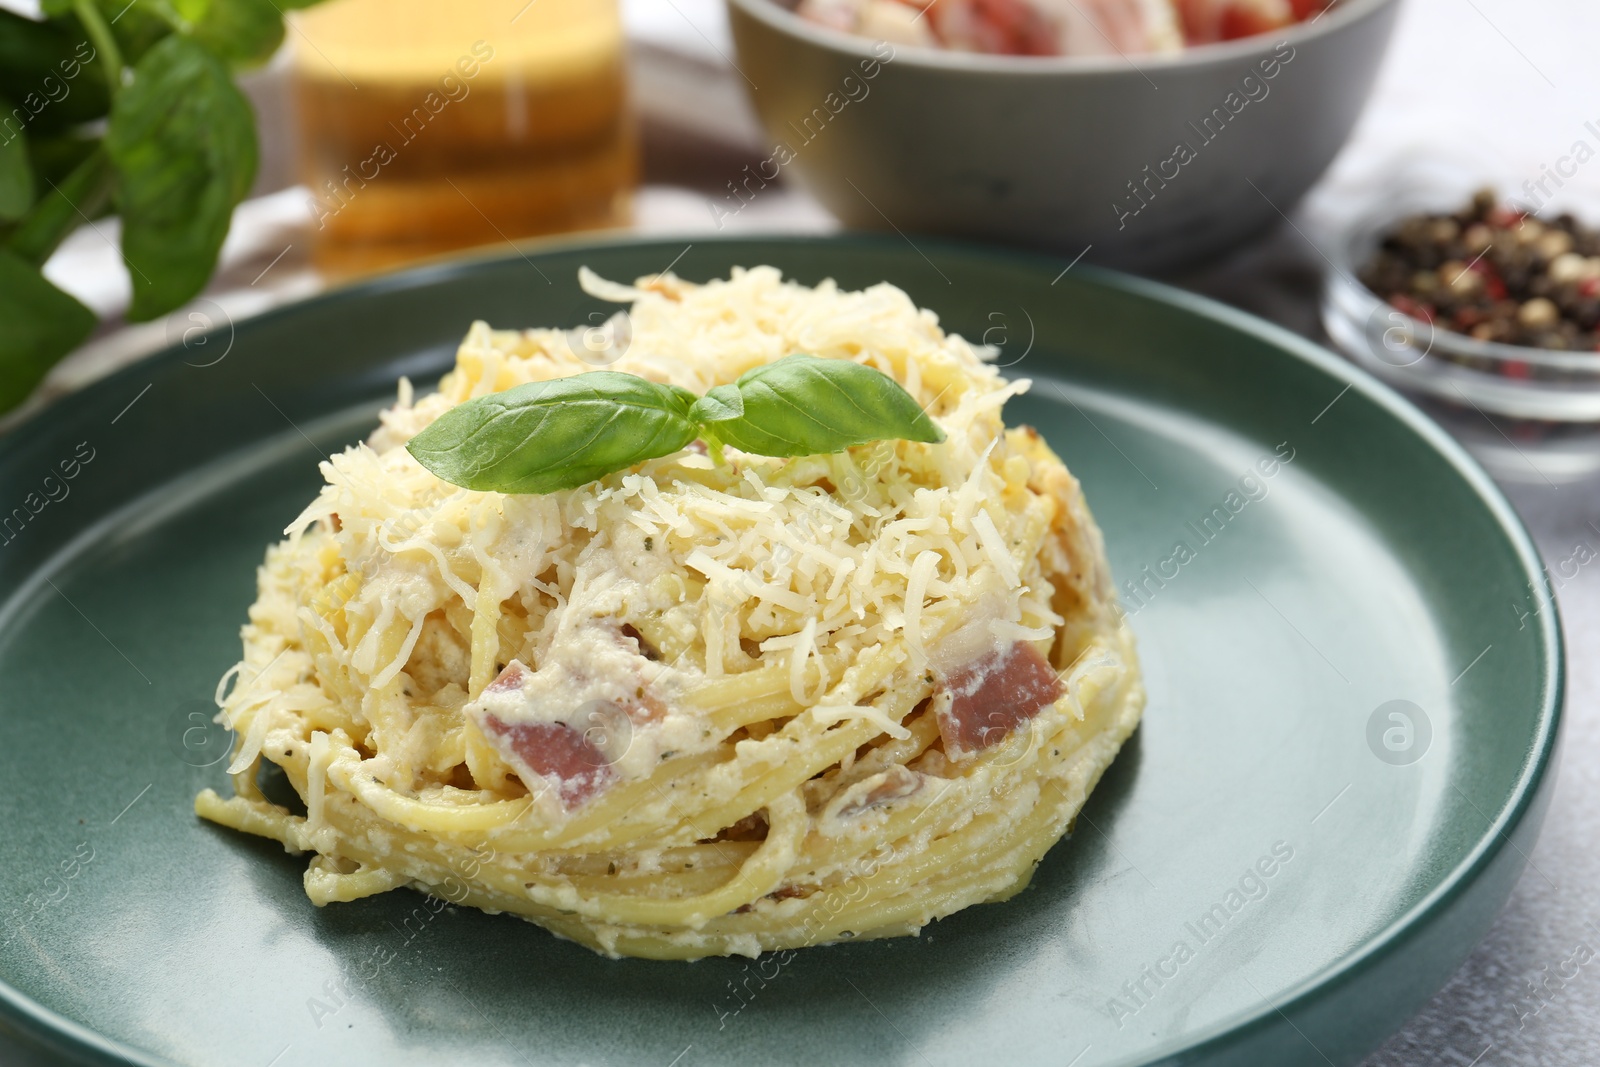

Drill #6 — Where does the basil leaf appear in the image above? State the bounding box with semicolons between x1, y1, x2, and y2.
407;373;701;495
0;109;32;221
177;0;285;66
6;143;113;265
691;384;742;423
77;0;173;66
39;1;172;64
0;249;95;410
690;354;943;458
27;129;99;190
0;11;111;134
106;35;256;321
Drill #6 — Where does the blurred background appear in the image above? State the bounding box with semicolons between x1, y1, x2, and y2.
5;0;1600;1063
28;0;1600;480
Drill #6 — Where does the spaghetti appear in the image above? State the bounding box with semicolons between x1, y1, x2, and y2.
196;266;1144;959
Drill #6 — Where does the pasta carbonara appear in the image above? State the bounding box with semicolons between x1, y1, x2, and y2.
196;266;1144;959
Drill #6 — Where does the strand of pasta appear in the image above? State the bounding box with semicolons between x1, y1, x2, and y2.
441;766;1076;958
196;681;1139;953
200;627;1126;908
748;633;1135;885
305;856;409;904
231;615;1128;877
236;742;810;928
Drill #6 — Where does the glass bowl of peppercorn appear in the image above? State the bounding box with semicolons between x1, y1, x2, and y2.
1324;187;1600;425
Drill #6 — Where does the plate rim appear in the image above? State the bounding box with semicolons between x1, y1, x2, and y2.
0;231;1564;1067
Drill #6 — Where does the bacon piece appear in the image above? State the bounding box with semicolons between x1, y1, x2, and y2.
475;652;663;807
936;641;1064;759
928;0;1060;55
1175;0;1295;44
485;660;527;694
482;714;614;809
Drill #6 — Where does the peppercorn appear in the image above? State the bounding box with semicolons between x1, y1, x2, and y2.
1515;219;1547;245
1538;230;1575;260
1442;262;1481;297
1359;190;1600;379
1519;297;1559;329
1550;252;1588;284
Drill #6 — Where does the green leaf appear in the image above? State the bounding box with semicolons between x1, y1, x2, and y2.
408;358;945;496
26;129;99;190
40;1;174;68
0;10;112;134
690;354;944;458
692;384;742;423
0;249;96;411
186;0;285;66
0;108;33;221
407;373;702;495
6;143;113;266
79;1;174;66
105;34;256;321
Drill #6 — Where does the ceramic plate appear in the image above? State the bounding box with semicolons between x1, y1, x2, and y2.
0;236;1561;1067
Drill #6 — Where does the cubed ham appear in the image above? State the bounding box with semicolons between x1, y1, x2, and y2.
935;641;1064;759
1176;0;1294;43
485;660;526;694
795;0;1326;52
474;658;657;809
927;0;1060;56
481;714;615;809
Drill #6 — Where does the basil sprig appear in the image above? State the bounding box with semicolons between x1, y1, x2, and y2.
690;354;942;457
0;0;326;412
407;372;701;495
105;35;258;321
407;354;945;495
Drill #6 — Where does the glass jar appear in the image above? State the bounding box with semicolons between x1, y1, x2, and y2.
290;0;637;275
1321;172;1600;483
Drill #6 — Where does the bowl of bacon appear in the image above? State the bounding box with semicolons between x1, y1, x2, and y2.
726;0;1402;272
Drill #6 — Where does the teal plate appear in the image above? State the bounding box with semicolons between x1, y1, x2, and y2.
0;236;1561;1067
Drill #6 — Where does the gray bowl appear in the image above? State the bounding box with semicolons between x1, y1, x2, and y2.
725;0;1401;273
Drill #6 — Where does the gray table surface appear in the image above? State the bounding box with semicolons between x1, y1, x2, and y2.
6;0;1599;1063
